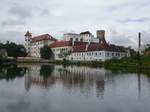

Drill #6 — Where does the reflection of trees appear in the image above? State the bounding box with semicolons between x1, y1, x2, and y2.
0;65;26;81
40;65;54;78
40;65;54;88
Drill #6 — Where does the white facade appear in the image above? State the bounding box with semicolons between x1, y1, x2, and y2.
70;51;127;61
51;46;72;60
50;42;128;61
64;33;80;41
25;32;56;58
64;32;99;43
30;40;54;58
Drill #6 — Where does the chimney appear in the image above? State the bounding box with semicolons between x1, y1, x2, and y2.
138;32;141;48
138;32;142;54
97;30;106;44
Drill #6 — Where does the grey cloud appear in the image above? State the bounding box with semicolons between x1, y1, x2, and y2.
119;17;150;23
0;31;24;43
39;9;51;16
1;19;25;27
141;31;150;45
8;5;31;19
109;35;134;47
108;28;136;48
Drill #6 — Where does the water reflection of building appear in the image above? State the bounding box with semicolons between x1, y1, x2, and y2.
24;64;107;98
54;66;106;98
24;64;55;91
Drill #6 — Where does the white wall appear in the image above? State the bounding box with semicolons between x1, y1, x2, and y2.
51;46;72;60
63;33;99;43
70;51;126;61
30;40;55;58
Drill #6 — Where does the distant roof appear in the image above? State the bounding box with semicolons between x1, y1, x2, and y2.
109;44;126;52
64;33;79;35
31;34;57;43
80;31;92;35
49;41;72;48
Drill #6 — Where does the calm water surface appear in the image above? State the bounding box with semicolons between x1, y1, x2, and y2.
0;64;150;112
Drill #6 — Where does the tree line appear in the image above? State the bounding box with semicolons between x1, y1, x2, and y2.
0;41;27;58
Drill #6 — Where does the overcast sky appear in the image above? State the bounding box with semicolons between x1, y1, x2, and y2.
0;0;150;48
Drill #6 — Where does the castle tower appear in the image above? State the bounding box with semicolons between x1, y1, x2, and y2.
97;30;106;44
25;31;32;55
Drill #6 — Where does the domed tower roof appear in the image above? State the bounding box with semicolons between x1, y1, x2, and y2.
25;31;32;37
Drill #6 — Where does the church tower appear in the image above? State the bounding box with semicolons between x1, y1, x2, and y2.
97;30;107;44
25;31;32;55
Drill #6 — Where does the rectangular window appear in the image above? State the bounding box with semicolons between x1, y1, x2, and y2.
112;53;114;56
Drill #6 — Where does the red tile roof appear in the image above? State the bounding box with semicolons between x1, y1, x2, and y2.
74;41;88;46
49;40;126;53
49;41;72;48
31;34;57;43
72;45;86;52
72;43;126;52
87;43;110;51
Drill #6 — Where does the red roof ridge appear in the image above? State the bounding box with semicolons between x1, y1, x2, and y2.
31;34;57;42
49;41;72;48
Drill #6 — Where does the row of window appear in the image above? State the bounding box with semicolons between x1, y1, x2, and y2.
73;52;101;56
72;52;125;57
71;57;101;61
31;41;44;46
52;48;68;52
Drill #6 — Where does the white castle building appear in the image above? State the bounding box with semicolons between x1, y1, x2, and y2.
24;31;57;58
49;30;130;61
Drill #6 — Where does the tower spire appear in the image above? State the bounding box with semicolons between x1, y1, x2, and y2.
25;30;32;37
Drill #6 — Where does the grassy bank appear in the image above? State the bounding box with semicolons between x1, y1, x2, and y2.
103;56;150;75
104;56;150;68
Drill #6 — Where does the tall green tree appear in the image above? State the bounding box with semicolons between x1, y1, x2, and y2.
40;45;53;59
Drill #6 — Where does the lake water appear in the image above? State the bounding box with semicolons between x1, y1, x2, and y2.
0;64;150;112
